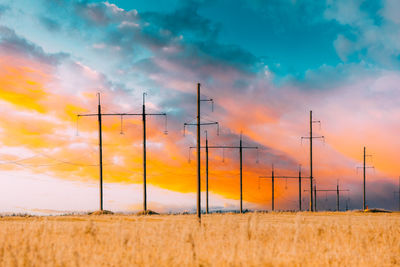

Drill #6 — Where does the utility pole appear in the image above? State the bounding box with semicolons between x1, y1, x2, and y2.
336;180;339;211
394;176;400;211
314;184;317;211
184;83;217;220
188;130;224;214
143;94;147;212
305;184;349;211
363;147;365;210
357;147;373;210
78;93;167;212
240;134;243;213
301;110;324;211
140;93;168;211
98;94;103;211
197;84;201;219
191;134;258;213
259;165;305;211
205;131;209;214
298;165;302;211
77;93;104;210
272;165;274;211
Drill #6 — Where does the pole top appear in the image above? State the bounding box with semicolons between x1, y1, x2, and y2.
143;92;147;105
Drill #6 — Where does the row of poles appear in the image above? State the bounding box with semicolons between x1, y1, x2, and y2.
186;83;349;220
77;84;400;217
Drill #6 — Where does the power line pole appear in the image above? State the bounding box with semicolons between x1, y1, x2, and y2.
205;131;209;214
336;180;339;211
259;165;305;211
188;130;221;214
78;93;167;212
301;110;324;211
394;176;400;211
191;134;258;213
197;83;201;219
141;93;168;212
298;165;302;211
272;165;274;211
77;93;104;210
98;93;104;211
357;147;373;210
314;184;317;211
240;134;243;213
184;83;217;220
363;147;366;210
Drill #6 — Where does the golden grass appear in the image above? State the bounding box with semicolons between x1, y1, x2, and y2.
0;212;399;266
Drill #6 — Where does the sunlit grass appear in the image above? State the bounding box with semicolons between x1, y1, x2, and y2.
0;212;398;266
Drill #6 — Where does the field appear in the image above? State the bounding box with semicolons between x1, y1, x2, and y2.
0;212;399;266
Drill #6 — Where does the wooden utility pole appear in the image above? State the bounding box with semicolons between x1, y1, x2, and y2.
314;184;317;211
357;147;373;211
301;111;324;211
363;146;366;210
205;131;209;214
394;176;400;211
98;93;104;211
78;93;167;212
259;165;305;211
197;83;201;219
272;165;274;211
240;134;243;212
310;112;313;211
184;83;217;220
336;181;339;211
140;93;168;211
298;165;302;211
78;93;104;210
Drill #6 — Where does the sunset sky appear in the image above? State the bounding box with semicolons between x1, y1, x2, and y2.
0;0;399;214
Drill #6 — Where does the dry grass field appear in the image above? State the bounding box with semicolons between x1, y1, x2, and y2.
0;212;399;266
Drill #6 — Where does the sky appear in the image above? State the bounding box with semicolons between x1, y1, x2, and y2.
0;0;400;214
